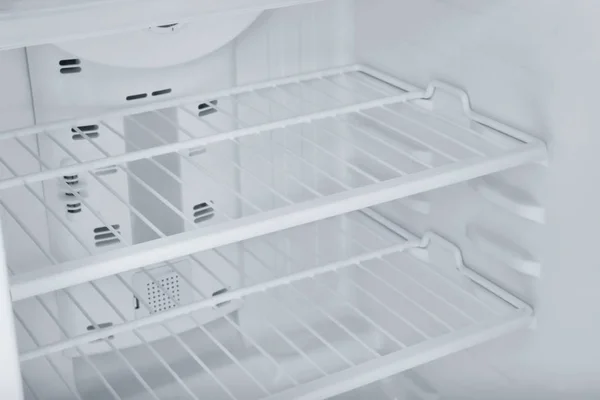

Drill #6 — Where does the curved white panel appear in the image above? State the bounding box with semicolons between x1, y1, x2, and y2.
55;11;261;68
470;177;545;224
467;225;541;278
399;194;432;215
0;0;316;50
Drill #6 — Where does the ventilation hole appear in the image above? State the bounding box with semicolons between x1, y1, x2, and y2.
198;100;218;117
193;202;215;224
94;225;120;233
87;322;114;343
87;322;113;331
95;238;120;248
72;131;100;140
72;124;100;140
64;174;79;185
194;212;214;220
197;100;217;110
194;214;214;224
194;208;213;217
146;275;180;313
150;23;181;34
72;125;99;132
94;232;117;241
193;202;211;211
59;59;81;66
94;225;121;247
152;88;172;97
60;67;82;74
126;93;148;101
94;166;118;176
62;174;84;214
212;288;230;308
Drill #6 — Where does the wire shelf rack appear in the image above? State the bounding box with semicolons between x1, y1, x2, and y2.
15;212;532;400
0;66;418;190
0;65;546;302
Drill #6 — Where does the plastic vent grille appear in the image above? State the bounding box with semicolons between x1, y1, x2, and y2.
63;174;82;214
71;125;99;141
85;322;114;343
193;201;215;224
146;274;180;313
198;100;218;117
93;224;121;247
59;58;81;74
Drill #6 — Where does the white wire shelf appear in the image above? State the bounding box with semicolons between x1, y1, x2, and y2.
15;213;532;400
1;65;546;301
0;65;416;190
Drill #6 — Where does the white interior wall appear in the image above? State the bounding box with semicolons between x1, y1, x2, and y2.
0;48;34;130
0;48;38;399
235;1;354;83
356;0;600;398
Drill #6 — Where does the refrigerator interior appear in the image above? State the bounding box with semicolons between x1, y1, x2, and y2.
3;0;595;398
355;1;600;398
